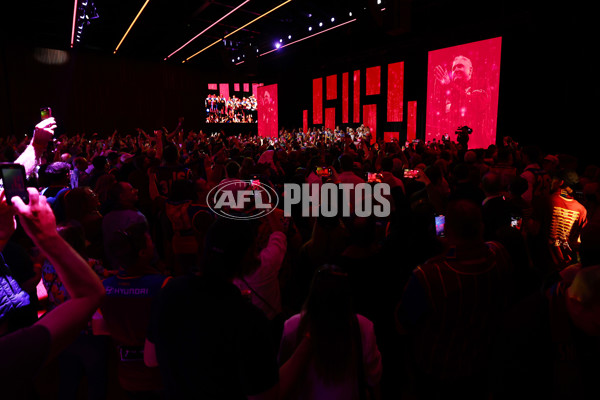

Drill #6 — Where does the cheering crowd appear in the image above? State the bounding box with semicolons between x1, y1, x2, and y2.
1;115;600;399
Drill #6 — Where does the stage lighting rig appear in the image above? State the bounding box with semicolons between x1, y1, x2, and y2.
71;0;99;47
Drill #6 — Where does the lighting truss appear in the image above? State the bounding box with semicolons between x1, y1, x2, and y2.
258;18;356;57
183;0;293;63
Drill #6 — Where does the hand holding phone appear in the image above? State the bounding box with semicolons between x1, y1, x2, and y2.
510;216;523;230
0;163;29;205
0;191;17;241
40;107;52;120
367;172;383;183
316;166;332;177
404;169;419;179
32;116;57;148
435;214;445;237
9;187;59;244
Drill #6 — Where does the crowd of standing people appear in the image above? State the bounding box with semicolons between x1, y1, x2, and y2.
1;115;600;399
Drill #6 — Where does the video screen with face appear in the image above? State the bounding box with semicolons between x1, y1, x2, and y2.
257;84;278;138
425;37;502;149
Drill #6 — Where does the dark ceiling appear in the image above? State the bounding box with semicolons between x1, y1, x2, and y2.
6;1;370;64
2;1;533;68
2;0;590;76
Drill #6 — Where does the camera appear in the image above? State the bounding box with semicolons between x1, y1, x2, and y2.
455;126;472;147
455;126;472;135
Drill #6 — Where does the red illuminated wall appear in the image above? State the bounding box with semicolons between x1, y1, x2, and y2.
303;109;308;133
219;83;229;99
257;84;278;138
234;83;240;92
252;83;263;96
353;70;360;123
208;83;217;91
325;107;336;131
425;37;502;148
313;78;323;124
342;72;349;123
243;83;249;92
387;62;404;122
326;75;337;100
365;66;381;96
363;104;377;144
384;132;399;142
407;101;417;142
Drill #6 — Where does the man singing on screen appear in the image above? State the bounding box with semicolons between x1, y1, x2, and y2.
433;55;490;144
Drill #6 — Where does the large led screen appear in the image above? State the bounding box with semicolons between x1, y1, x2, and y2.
205;82;258;123
257;84;278;138
425;37;502;149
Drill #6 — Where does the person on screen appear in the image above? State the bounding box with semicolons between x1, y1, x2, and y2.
433;55;490;142
260;90;275;130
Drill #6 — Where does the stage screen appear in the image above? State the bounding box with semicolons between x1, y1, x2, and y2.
342;72;349;123
407;101;417;142
363;104;377;144
205;83;257;123
366;66;381;96
258;84;278;138
326;74;337;100
425;37;502;149
387;62;404;122
353;70;361;123
325;107;336;130
313;78;323;124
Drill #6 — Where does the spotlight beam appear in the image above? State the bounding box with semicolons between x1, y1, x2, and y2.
259;18;356;57
184;0;293;63
114;0;151;54
70;0;78;48
166;0;251;60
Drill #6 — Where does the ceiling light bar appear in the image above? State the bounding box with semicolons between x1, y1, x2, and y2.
114;0;151;54
259;18;356;57
165;0;251;61
184;0;293;63
70;0;78;48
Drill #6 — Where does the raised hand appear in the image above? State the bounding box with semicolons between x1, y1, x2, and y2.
11;187;58;244
434;65;451;85
32;117;57;147
0;190;17;244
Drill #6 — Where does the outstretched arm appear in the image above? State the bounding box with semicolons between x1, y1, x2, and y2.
10;188;105;361
15;117;57;178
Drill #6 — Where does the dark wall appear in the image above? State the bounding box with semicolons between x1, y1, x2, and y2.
0;41;255;139
1;1;596;166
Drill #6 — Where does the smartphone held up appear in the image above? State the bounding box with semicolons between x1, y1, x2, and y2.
404;169;419;179
0;163;29;205
40;107;52;120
